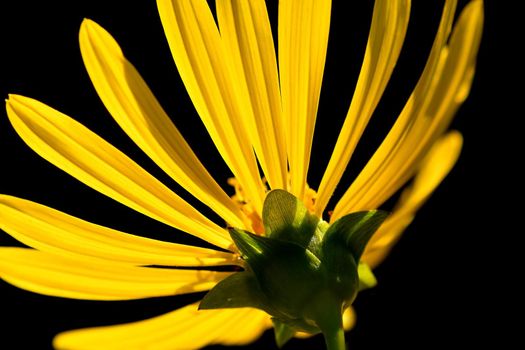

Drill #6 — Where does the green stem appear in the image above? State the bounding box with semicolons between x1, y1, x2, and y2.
323;326;346;350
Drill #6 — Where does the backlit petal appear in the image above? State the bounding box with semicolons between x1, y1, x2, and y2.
157;0;266;213
332;0;482;221
362;132;463;267
216;0;287;190
0;248;229;300
53;303;269;350
5;95;232;249
0;195;236;267
79;19;246;228
209;307;270;346
315;0;410;216
279;0;332;199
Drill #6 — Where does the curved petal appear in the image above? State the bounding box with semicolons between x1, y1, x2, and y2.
362;131;463;268
315;0;411;216
5;95;232;249
332;0;482;221
207;307;270;346
278;0;332;199
78;19;246;229
157;0;266;213
53;303;269;350
0;248;230;300
0;195;236;267
216;0;287;190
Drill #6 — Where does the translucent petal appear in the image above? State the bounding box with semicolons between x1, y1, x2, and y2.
157;0;266;213
315;0;411;216
53;303;269;349
0;195;236;267
332;0;482;221
216;0;287;190
0;248;229;300
79;19;246;228
362;132;463;267
279;0;332;199
5;95;231;249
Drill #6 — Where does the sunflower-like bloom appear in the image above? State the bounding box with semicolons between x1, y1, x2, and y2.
1;0;482;349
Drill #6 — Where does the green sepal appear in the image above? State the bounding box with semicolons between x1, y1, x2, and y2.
262;190;320;252
198;272;274;313
272;319;296;348
273;316;321;335
319;210;387;305
358;263;377;291
322;210;389;262
203;193;388;349
229;228;322;319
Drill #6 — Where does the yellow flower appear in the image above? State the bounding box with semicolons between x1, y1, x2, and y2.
1;0;483;349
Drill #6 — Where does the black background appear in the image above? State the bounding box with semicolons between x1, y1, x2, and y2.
0;1;499;349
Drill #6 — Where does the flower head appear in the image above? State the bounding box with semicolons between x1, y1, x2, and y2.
1;0;483;349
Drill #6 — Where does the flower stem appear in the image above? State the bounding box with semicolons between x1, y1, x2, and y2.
323;326;346;350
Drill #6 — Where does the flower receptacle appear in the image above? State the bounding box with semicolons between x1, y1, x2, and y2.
200;190;388;348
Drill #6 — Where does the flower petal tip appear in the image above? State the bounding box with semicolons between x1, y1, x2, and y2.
80;18;97;30
5;94;24;110
466;0;484;17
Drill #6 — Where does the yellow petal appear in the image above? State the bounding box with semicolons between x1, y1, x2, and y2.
342;306;357;331
332;0;482;221
53;303;268;350
315;0;411;216
216;0;287;190
79;19;246;229
373;0;482;200
0;248;229;300
0;195;236;267
362;132;463;268
331;0;457;219
5;95;232;249
211;308;270;346
157;0;265;213
279;0;332;199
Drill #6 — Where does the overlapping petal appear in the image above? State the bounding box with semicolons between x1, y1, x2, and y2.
0;195;236;267
332;0;483;221
362;131;463;267
53;303;269;350
0;248;230;300
315;0;411;216
216;0;287;190
78;19;246;229
278;0;332;199
157;0;266;213
5;95;232;249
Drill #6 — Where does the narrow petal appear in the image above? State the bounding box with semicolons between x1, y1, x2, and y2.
5;95;232;249
332;0;482;221
157;0;266;213
0;195;236;267
315;0;411;216
208;308;270;346
0;248;230;300
79;19;246;229
216;0;287;190
279;0;332;199
53;303;269;350
362;131;463;268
